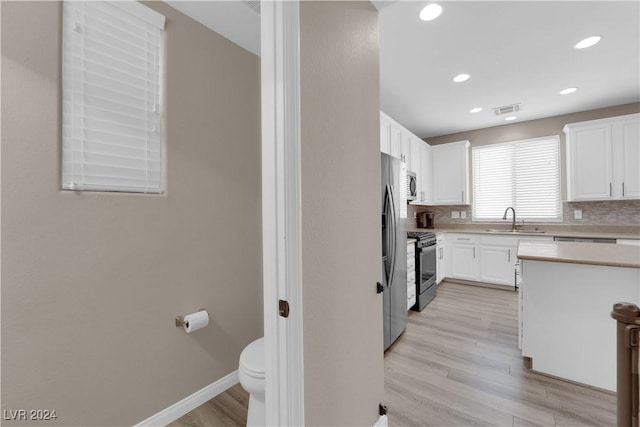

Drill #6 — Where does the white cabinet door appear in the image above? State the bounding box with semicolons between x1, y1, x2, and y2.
568;123;613;200
389;123;402;159
380;114;391;154
436;245;446;284
479;246;515;286
431;141;470;205
409;136;422;203
619;118;640;198
400;133;412;168
420;143;432;204
449;244;477;280
436;234;446;283
407;242;416;310
565;114;639;201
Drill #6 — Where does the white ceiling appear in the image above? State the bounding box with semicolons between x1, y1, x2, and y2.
164;1;260;55
380;1;640;138
165;1;640;139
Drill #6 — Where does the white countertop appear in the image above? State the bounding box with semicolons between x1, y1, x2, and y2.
517;240;640;269
407;226;640;240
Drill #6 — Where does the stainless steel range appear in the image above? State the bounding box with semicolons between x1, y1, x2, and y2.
407;231;437;311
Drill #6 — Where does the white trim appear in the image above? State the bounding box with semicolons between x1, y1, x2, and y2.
374;414;389;427
261;1;305;426
133;370;239;427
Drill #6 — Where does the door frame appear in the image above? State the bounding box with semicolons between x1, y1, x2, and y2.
260;1;305;425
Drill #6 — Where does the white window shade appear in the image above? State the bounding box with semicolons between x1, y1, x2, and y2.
472;136;561;222
62;1;165;193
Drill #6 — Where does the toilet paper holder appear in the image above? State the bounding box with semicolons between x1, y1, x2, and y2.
175;309;206;327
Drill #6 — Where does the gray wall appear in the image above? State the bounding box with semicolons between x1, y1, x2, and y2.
300;2;384;425
1;2;262;426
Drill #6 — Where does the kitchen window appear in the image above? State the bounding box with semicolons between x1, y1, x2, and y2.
472;136;561;222
62;1;165;193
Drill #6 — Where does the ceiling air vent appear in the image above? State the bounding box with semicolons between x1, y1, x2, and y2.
493;103;521;116
242;0;261;15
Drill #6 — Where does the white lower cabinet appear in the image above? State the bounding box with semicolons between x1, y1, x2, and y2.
407;241;416;310
436;234;446;284
479;242;516;286
446;233;552;286
448;234;479;280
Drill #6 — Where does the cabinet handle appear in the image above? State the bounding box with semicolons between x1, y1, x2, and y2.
508;249;511;263
458;238;470;241
610;182;612;197
461;191;464;202
473;247;476;259
623;182;625;197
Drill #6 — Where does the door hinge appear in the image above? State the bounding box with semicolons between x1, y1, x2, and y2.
379;403;388;416
279;299;290;318
376;282;384;294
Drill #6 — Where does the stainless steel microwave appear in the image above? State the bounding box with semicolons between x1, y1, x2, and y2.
407;170;417;201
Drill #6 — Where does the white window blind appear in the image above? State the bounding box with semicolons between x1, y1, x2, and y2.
62;1;165;193
472;136;561;221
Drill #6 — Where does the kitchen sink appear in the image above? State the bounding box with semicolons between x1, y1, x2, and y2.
484;229;547;234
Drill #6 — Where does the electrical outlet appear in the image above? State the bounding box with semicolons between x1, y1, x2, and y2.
451;211;460;219
460;211;467;219
574;210;583;220
413;211;417;219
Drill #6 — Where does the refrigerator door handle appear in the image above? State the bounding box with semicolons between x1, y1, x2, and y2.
383;184;393;283
388;184;397;287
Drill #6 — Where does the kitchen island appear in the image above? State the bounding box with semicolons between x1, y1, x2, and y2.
517;241;640;391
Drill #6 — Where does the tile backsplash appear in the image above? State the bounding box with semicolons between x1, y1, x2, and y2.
408;200;640;227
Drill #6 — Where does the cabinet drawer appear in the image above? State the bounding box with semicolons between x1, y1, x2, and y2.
449;234;479;244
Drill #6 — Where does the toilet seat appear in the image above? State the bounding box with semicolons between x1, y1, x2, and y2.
239;337;265;379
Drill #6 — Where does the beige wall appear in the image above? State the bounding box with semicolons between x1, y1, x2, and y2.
426;102;640;201
1;2;262;426
300;2;384;425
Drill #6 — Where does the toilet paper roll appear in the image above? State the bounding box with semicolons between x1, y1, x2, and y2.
183;310;209;333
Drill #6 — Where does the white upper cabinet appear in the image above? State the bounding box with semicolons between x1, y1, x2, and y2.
419;142;432;204
410;135;432;205
381;111;434;205
565;113;639;201
617;117;640;198
380;114;391;154
380;111;404;160
430;140;470;205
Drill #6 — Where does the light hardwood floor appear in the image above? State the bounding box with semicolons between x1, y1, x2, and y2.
168;384;248;427
170;281;615;427
385;281;616;427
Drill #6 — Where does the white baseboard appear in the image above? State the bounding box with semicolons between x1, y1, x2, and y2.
134;370;239;427
374;414;388;427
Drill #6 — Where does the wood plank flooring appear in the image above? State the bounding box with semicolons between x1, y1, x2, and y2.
385;281;616;427
170;281;615;426
168;384;248;427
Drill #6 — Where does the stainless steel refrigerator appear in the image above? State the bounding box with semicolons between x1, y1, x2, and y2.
381;153;408;351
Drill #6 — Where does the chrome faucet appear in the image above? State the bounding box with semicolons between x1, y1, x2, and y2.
503;207;517;231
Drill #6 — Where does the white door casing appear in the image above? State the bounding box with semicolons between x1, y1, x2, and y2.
261;1;305;425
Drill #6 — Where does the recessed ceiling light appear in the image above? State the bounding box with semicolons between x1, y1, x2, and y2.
560;87;578;95
419;4;443;21
453;74;470;83
574;36;601;49
469;107;483;113
505;116;518;121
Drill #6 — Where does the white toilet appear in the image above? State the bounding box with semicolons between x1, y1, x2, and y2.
239;337;265;426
